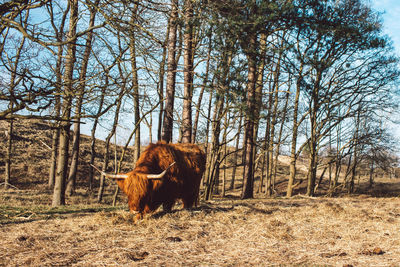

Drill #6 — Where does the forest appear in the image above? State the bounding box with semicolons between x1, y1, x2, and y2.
1;0;400;202
1;0;400;266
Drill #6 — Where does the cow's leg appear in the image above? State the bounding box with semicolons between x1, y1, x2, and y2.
134;212;143;221
133;204;151;221
183;181;201;209
193;178;201;207
182;196;195;209
128;202;141;222
163;200;175;212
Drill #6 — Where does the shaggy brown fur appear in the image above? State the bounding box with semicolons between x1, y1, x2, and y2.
115;142;206;219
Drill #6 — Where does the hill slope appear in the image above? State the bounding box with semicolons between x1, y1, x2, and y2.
0;119;135;190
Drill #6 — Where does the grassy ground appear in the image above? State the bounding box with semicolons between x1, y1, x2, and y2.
1;188;400;266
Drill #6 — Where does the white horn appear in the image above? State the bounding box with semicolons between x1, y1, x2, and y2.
146;162;176;179
90;164;128;180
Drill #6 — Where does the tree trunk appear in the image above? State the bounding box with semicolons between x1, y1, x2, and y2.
65;0;98;196
52;0;78;207
192;29;212;143
161;0;178;143
251;32;266;194
306;70;322;197
4;20;27;189
257;130;268;194
229;114;242;190
4;117;13;189
88;81;107;191
157;26;169;141
97;88;125;203
369;162;375;188
272;82;290;192
181;0;194;143
52;122;71;206
349;108;361;193
264;74;273;196
204;44;232;199
205;92;224;200
48;120;60;189
130;4;141;163
241;33;258;199
202;84;214;189
65;98;82;196
48;9;66;189
286;73;302;197
266;41;283;197
306;145;318;196
221;111;230;197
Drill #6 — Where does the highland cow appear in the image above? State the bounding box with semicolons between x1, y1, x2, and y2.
95;142;206;220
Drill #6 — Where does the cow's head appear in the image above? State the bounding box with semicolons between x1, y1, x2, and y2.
91;161;176;183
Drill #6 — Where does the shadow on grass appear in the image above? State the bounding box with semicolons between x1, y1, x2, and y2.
150;198;307;219
0;205;126;225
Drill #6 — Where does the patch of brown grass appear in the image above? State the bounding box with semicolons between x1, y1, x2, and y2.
1;196;400;266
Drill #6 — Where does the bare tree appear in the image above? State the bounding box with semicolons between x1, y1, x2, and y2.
129;3;141;163
52;0;79;206
97;86;126;203
2;11;28;188
66;0;100;196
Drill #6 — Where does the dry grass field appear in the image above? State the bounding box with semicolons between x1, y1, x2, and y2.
1;188;400;266
1;119;400;266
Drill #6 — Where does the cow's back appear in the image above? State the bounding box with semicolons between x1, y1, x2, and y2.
133;142;205;205
170;143;206;177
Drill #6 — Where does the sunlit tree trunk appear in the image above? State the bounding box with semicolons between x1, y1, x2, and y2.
251;32;266;192
88;85;106;191
229;113;242;190
65;0;99;196
5;51;24;189
157;27;169;141
242;32;258;199
161;0;178;143
52;0;78;206
306;71;322;196
48;108;60;189
181;0;194;143
286;68;302;197
48;5;67;189
65;95;82;196
4;115;13;189
4;10;28;189
202;85;214;189
272;81;290;191
129;4;141;163
97;87;125;203
221;111;230;197
204;46;232;200
205;92;224;200
192;30;212;143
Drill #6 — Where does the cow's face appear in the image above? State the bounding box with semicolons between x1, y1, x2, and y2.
116;173;150;201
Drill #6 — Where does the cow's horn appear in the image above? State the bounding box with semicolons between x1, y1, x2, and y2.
146;162;176;179
90;164;128;180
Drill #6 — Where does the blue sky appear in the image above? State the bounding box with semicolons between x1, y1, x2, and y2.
371;0;400;55
370;0;400;141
